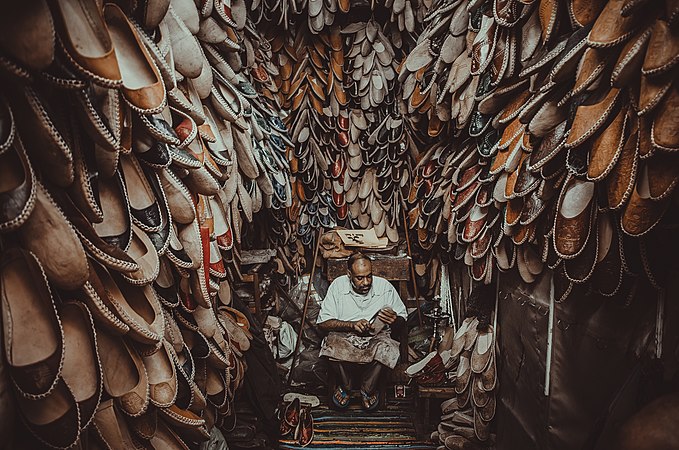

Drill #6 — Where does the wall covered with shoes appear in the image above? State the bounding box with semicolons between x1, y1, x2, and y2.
0;0;678;449
0;0;287;447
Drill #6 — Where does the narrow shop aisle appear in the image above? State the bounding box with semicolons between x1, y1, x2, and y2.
280;395;436;449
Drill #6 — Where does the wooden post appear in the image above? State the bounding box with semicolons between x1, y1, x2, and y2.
286;226;323;386
401;197;423;327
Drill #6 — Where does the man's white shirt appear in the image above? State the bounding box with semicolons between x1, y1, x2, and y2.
317;275;407;324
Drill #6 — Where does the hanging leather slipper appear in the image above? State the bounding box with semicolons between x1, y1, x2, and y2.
1;248;64;399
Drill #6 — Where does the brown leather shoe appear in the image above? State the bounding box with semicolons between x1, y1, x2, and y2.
104;3;166;114
60;301;103;429
92;399;139;448
52;0;122;87
128;406;157;440
11;86;74;188
0;1;55;70
79;258;132;336
652;82;679;151
56;191;139;274
1;248;64;398
0;133;36;232
150;419;192;449
621;164;671;236
120;224;161;286
554;175;595;259
0;94;14;155
140;340;178;408
159;168;196;225
104;269;163;344
159;403;206;429
97;329;150;417
92;171;133;252
16;379;80;448
18;180;89;290
588;0;643;48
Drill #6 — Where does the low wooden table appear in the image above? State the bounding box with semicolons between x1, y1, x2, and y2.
416;385;456;427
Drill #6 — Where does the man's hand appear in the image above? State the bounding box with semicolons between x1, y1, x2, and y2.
353;319;371;334
377;307;398;325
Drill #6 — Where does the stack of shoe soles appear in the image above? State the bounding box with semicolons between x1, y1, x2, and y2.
399;0;679;299
0;0;295;447
431;317;497;449
268;22;416;247
278;394;316;447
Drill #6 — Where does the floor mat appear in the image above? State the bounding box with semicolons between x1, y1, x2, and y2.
279;395;436;449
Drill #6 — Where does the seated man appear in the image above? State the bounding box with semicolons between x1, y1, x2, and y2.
317;252;407;411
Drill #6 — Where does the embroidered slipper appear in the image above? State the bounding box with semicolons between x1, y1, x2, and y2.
361;390;380;412
331;385;350;409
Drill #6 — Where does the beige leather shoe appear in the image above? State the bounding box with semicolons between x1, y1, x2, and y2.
97;329;150;417
60;301;103;429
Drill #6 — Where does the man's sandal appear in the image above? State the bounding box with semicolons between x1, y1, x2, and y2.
331;385;350;409
361;390;379;412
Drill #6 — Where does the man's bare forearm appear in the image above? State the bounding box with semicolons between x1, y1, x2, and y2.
318;319;355;332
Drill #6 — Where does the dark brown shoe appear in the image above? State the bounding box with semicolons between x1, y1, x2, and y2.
120;224;160;286
16;379;80;448
0;1;55;70
92;171;133;252
554;175;595;259
1;248;64;398
79;258;132;335
0;133;35;232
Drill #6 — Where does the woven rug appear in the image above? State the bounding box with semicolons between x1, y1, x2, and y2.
279;396;436;449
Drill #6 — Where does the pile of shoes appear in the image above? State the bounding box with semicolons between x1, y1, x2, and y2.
430;398;496;450
400;0;679;299
251;0;428;38
0;244;253;448
278;394;316;447
429;316;497;449
269;20;415;248
0;0;294;447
